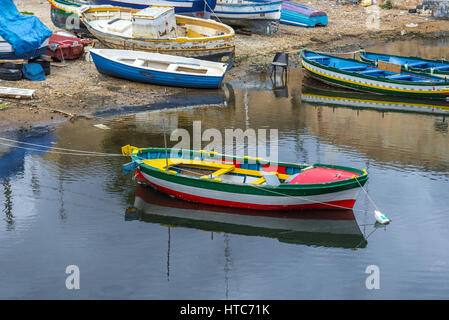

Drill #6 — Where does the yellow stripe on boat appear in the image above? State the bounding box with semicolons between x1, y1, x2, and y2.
302;60;449;94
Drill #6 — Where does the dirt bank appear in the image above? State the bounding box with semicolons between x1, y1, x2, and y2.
1;0;449;132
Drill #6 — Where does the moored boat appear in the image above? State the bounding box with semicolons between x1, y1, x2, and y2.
359;49;449;80
130;186;367;248
47;0;91;35
89;0;218;19
301;49;449;100
212;0;282;34
122;146;368;211
280;1;327;27
80;6;235;63
90;49;228;88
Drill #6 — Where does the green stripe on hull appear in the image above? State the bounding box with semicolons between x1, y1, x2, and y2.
134;148;368;197
304;67;449;100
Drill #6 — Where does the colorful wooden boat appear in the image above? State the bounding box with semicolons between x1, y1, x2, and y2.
301;85;449;115
90;49;228;88
130;186;367;248
0;35;49;60
359;49;449;80
212;0;282;34
280;1;327;27
89;0;218;19
121;146;368;211
301;49;449;100
80;6;235;63
47;0;91;35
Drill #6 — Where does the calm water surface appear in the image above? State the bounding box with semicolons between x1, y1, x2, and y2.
1;39;449;299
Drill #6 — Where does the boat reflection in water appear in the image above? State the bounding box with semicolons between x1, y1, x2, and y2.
301;84;449;115
126;186;367;249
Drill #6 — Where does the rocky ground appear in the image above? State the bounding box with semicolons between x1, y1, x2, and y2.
1;0;449;131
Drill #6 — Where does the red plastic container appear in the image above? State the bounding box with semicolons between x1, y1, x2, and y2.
45;34;91;61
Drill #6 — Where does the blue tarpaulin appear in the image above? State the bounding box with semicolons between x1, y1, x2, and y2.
22;63;45;81
0;0;52;55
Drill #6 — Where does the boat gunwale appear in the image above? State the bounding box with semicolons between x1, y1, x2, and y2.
90;49;227;77
130;147;368;191
359;50;449;76
301;49;449;87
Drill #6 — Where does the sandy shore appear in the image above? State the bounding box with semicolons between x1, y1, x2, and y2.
1;0;449;131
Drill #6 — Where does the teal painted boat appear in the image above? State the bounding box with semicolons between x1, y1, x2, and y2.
301;49;449;100
360;49;449;80
122;145;368;211
280;1;327;28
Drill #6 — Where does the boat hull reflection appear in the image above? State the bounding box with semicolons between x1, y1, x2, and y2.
128;186;367;249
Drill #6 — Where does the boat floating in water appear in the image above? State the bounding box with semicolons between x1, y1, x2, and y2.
280;1;327;28
130;186;367;248
89;0;218;19
359;49;449;80
212;0;282;34
122;146;368;211
80;6;235;63
301;49;449;100
90;49;228;88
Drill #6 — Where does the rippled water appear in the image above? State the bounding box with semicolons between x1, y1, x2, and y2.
1;39;449;299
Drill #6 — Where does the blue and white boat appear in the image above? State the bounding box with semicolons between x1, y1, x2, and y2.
90;49;228;88
360;50;449;79
0;35;49;60
89;0;218;18
280;1;327;28
213;0;282;34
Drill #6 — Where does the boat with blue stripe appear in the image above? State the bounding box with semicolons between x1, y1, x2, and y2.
280;1;327;28
360;49;449;80
90;49;228;88
212;0;282;34
301;49;449;100
89;0;217;18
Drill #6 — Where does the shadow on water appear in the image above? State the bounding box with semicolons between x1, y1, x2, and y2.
126;186;368;249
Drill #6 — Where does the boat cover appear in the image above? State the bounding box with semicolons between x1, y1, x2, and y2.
0;0;52;55
22;63;46;81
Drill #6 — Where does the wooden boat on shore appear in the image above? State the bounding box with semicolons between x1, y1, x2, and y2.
47;0;91;35
90;49;228;88
212;0;282;34
122;146;368;211
130;186;367;248
301;49;449;100
89;0;218;19
359;49;449;79
280;1;327;27
80;6;235;63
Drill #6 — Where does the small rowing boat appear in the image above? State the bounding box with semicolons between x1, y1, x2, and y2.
80;6;235;62
90;49;228;88
280;1;327;28
359;49;449;79
89;0;218;19
47;0;91;35
301;49;449;100
212;0;282;34
122;146;368;211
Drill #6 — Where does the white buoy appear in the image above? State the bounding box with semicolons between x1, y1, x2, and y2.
374;210;390;224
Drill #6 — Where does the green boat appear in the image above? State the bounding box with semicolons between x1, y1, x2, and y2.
301;49;449;101
122;145;368;211
47;0;91;35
